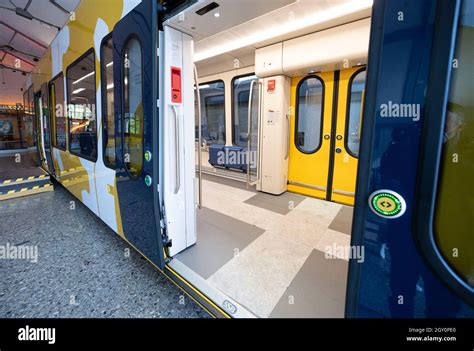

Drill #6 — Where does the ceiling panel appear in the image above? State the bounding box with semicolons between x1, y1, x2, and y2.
0;0;79;104
10;34;45;57
168;0;296;37
169;0;372;64
0;22;15;43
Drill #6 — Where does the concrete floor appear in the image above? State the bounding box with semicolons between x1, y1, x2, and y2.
0;184;208;318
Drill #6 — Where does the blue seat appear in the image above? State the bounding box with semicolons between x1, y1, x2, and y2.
208;144;247;172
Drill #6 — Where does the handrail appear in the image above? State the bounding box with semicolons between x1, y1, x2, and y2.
285;113;290;160
194;64;202;209
172;105;180;194
247;79;261;188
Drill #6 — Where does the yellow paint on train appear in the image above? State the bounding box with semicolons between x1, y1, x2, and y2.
288;67;365;206
288;71;335;200
331;67;364;206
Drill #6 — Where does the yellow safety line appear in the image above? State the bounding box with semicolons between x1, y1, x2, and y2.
99;225;222;319
165;265;231;319
0;184;53;201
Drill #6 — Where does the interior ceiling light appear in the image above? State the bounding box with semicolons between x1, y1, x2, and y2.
195;2;220;16
194;0;373;62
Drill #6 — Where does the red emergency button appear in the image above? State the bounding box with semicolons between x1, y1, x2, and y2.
267;79;276;92
171;66;182;103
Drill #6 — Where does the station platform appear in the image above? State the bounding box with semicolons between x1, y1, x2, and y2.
0;149;53;201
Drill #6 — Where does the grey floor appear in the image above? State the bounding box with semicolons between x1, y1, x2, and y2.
0;185;208;318
177;174;353;317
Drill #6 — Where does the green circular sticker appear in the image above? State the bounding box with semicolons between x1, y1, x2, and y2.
145;150;152;162
368;190;406;219
144;175;152;187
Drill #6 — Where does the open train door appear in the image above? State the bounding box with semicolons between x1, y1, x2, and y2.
112;1;165;269
346;0;473;317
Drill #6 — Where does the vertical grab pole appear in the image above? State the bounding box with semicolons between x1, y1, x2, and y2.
194;64;202;209
247;80;256;188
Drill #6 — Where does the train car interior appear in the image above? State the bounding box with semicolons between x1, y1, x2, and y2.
162;0;374;317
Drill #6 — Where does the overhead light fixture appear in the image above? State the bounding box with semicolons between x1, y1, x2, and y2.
73;71;94;85
72;88;85;95
194;0;373;62
214;12;220;18
196;2;220;16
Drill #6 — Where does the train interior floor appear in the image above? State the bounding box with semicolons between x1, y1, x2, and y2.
175;173;354;317
0;149;43;181
0;150;52;201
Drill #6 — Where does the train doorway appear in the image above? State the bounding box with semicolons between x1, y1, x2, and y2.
288;67;366;205
162;0;372;318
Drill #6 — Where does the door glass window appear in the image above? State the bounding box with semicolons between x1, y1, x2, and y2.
346;69;366;157
232;74;258;147
296;76;324;153
50;74;67;150
101;36;115;168
434;0;473;287
66;49;97;160
123;38;143;177
196;80;225;146
41;84;50;149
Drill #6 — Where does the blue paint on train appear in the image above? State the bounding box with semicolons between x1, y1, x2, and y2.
347;0;474;317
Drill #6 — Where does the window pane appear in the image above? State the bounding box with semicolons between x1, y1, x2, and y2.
434;0;473;287
51;74;67;150
66;50;97;160
232;75;258;147
123;38;143;177
296;77;323;153
347;70;366;157
101;37;115;168
196;81;225;145
41;84;50;149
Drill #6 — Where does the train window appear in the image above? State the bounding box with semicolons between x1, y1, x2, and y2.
346;69;366;157
196;80;225;146
232;74;258;148
123;37;144;177
434;0;473;287
295;76;324;154
101;36;115;168
40;83;51;148
50;73;67;150
66;49;97;161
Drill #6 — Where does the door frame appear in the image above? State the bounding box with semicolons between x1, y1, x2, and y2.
345;0;470;317
33;89;47;170
412;0;473;306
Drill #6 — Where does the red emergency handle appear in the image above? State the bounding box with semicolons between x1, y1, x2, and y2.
171;66;182;103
